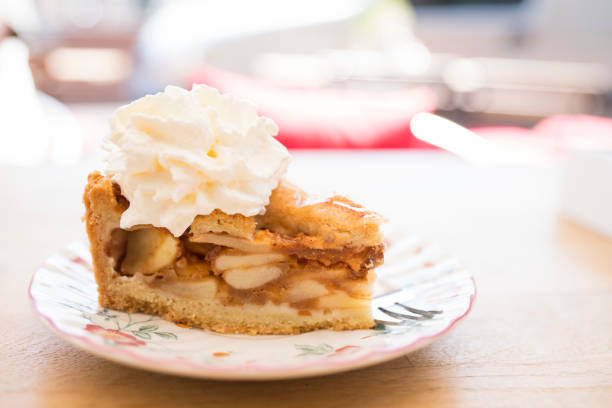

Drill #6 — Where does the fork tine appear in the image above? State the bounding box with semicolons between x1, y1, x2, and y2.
394;302;442;317
374;319;410;326
378;307;428;321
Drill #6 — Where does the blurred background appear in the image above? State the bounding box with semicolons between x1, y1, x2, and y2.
4;2;612;400
1;0;612;164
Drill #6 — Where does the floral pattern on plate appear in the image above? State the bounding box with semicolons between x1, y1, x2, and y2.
29;231;475;380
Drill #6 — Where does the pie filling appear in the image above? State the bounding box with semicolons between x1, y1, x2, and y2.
106;226;383;313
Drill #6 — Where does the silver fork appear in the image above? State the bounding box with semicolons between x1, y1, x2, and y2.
372;232;447;326
373;291;442;326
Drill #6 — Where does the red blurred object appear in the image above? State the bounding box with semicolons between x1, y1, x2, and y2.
189;64;437;149
534;115;612;152
189;65;612;152
473;114;612;156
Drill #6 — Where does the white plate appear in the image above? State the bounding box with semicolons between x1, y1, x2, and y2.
29;234;475;380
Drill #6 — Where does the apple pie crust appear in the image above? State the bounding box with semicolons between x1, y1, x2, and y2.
84;172;384;334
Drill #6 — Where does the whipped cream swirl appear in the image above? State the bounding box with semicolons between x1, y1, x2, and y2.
104;85;291;236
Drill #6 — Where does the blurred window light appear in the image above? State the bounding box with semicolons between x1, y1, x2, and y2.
387;42;431;76
341;50;386;78
45;47;131;82
412;0;523;4
443;57;612;116
251;42;432;88
66;0;103;29
458;58;610;91
0;38;84;167
0;0;40;32
251;54;333;87
443;58;485;93
411;112;495;166
0;37;47;166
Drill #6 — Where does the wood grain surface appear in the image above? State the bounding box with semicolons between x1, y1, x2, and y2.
2;151;612;408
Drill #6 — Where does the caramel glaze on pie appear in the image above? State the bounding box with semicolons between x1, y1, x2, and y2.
115;237;381;308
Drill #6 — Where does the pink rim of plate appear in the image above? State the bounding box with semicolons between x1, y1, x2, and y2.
29;246;476;380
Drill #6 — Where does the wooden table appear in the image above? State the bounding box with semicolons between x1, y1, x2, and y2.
2;150;612;407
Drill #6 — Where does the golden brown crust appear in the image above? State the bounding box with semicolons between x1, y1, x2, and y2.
257;181;383;247
186;180;383;247
190;210;256;239
83;172;125;306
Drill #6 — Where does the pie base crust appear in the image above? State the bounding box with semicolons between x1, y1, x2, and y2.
100;277;372;335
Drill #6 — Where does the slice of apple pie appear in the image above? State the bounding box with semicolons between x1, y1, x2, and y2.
84;172;384;335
